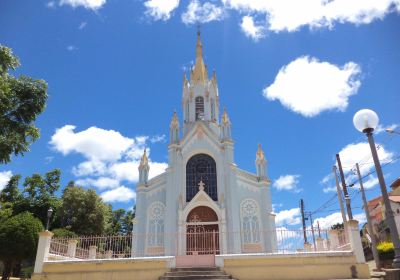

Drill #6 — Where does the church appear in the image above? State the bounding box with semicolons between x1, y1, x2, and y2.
132;32;277;258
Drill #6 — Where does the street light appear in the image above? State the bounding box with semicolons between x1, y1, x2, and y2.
46;207;53;231
353;109;400;268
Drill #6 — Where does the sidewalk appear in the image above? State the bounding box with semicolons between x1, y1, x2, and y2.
367;260;386;279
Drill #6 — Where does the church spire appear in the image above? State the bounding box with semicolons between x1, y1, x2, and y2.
192;31;208;84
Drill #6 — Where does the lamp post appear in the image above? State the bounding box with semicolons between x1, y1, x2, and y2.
46;207;53;231
353;109;400;268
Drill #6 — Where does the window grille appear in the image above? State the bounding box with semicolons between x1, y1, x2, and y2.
186;154;217;202
195;96;205;120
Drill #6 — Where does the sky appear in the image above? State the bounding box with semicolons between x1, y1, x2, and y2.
1;0;400;231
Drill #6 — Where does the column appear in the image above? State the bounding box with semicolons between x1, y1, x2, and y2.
346;220;366;263
67;239;78;258
33;230;54;274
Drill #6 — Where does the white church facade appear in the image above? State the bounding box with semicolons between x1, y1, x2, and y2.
132;32;277;258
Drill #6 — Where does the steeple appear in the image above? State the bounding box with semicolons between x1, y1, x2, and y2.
192;31;208;84
255;144;267;179
138;148;150;185
182;31;220;135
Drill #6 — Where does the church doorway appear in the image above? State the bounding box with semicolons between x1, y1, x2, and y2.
186;206;220;255
176;206;220;267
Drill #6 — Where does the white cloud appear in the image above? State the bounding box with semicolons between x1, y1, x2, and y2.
313;212;343;229
313;212;366;229
240;16;265;40
50;125;168;204
275;207;301;226
100;186;136;203
222;0;400;32
76;177;120;190
66;45;77;51
322;141;393;192
273;174;301;192
72;160;107;177
182;1;225;24
150;134;166;143
50;125;134;162
60;0;106;10
264;56;361;117
144;0;180;21
337;142;393;175
46;1;56;8
79;21;87;30
363;175;379;189
0;171;12;192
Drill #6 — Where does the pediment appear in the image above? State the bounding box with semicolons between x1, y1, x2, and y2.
180;123;221;155
182;189;221;220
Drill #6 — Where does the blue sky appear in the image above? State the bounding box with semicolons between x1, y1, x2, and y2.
1;0;400;229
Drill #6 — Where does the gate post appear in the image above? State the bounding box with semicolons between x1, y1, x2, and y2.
33;230;54;274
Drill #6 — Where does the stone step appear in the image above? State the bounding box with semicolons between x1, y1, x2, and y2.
160;267;235;280
164;271;226;276
159;275;232;280
172;267;221;272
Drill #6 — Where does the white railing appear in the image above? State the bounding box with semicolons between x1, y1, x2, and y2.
47;228;350;260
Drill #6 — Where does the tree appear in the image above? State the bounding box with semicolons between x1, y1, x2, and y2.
58;182;111;235
20;169;61;226
0;212;43;280
0;45;48;164
107;209;134;235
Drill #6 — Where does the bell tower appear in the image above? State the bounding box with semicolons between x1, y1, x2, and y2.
182;31;220;135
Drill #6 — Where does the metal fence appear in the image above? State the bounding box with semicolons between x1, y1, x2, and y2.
48;228;350;261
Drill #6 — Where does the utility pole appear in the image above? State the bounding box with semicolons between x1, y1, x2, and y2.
300;199;308;244
355;163;381;270
317;221;321;238
308;212;317;251
336;154;353;220
333;166;347;224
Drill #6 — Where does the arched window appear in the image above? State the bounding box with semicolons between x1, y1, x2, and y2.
147;202;165;247
195;96;204;120
241;199;260;244
186;154;217;202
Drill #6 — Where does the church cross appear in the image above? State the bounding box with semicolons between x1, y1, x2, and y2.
198;180;205;191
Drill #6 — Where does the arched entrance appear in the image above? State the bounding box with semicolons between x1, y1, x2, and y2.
186;206;220;255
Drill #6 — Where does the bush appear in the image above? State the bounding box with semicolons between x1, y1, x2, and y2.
377;242;395;260
52;228;77;238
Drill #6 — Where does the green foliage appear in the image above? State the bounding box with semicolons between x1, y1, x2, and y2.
20;169;61;226
377;242;395;260
108;209;135;235
0;45;48;164
52;228;77;238
331;223;344;230
0;212;43;279
58;182;111;235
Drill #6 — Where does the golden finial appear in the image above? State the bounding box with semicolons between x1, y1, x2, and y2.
212;70;217;84
256;144;265;159
222;108;230;124
183;72;188;86
140;148;148;166
170;111;179;128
